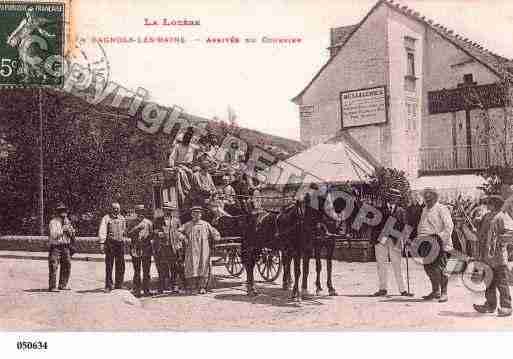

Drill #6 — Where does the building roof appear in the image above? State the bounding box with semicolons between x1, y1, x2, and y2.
292;0;513;104
267;130;379;185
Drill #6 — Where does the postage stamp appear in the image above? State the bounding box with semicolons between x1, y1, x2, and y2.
0;1;64;86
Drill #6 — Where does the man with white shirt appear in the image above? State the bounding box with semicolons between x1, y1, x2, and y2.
371;188;409;297
416;187;454;302
98;202;127;292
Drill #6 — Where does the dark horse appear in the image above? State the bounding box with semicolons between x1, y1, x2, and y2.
293;188;366;297
242;201;307;299
280;192;339;297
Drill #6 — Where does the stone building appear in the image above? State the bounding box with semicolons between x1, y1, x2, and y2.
293;0;513;192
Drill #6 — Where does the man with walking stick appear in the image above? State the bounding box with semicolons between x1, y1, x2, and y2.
371;188;413;297
415;187;454;303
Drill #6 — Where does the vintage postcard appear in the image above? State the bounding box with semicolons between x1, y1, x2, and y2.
2;0;513;347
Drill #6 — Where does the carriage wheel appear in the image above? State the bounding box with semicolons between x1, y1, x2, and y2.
224;247;244;277
257;248;282;282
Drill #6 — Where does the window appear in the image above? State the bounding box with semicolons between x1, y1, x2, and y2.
407;52;415;77
463;73;474;84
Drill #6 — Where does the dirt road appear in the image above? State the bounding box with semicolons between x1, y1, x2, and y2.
0;252;512;330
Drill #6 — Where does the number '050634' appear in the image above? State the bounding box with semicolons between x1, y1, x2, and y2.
16;341;48;350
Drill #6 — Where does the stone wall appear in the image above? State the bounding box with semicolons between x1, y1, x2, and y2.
0;236;101;254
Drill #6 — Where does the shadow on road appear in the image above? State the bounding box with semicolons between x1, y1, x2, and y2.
208;276;245;291
76;288;107;294
380;298;429;303
214;286;331;307
438;310;486;318
24;288;51;293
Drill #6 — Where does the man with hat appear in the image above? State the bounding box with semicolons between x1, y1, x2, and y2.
371;188;409;297
153;206;185;294
127;204;154;297
192;160;217;206
179;206;220;294
48;203;76;292
416;187;454;302
474;194;513;317
98;202;127;292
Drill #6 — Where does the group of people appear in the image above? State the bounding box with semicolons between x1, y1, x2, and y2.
46;179;513;317
48;202;220;297
367;186;513;317
166;127;263;213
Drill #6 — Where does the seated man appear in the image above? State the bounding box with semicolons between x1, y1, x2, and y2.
192;160;217;206
219;174;239;214
167;130;197;207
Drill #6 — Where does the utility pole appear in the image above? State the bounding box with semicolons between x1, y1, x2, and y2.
38;88;45;235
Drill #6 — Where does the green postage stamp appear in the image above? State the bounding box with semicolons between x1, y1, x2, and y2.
0;2;64;86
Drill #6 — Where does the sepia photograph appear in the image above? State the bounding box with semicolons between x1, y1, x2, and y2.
1;0;513;355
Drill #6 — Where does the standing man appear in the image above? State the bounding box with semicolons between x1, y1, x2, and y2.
127;205;153;297
154;206;185;294
372;188;409;297
416;187;454;302
98;202;127;292
474;195;513;317
179;206;220;294
48;203;75;292
405;191;423;241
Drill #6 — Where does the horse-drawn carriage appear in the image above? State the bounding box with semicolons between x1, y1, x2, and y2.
149;167;283;283
150;165;364;298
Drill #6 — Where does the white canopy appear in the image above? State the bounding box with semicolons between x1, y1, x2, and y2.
265;139;376;186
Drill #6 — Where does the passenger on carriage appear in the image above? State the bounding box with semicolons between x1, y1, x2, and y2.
196;134;219;164
249;173;265;211
231;172;251;211
220;174;238;214
224;141;245;170
168;131;196;168
192;160;217;206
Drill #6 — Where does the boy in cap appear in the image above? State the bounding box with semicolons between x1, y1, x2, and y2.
179;206;220;294
127;205;154;297
474;195;513;317
154;206;185;294
48;203;76;292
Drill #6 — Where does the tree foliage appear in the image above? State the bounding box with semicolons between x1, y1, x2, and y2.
368;167;410;202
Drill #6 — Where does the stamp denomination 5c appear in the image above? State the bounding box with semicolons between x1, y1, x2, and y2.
0;2;64;86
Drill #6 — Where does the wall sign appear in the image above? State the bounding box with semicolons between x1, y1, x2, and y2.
340;86;387;128
428;83;504;114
